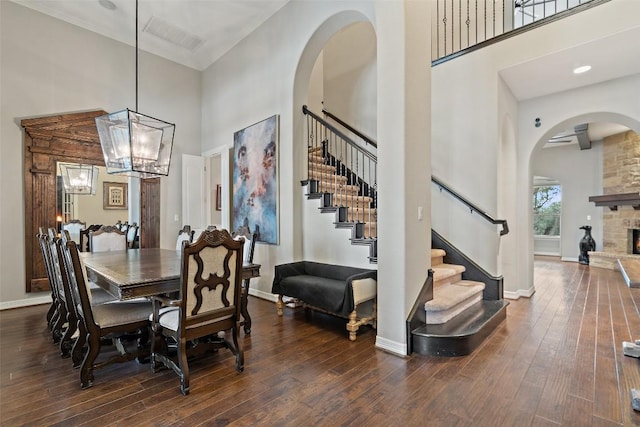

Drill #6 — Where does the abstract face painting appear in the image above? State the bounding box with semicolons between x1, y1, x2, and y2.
232;115;279;244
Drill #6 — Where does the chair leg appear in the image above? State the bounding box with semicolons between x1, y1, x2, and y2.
178;337;190;395
72;320;87;368
59;315;77;358
232;324;244;372
46;303;57;330
51;304;67;344
80;332;100;389
241;279;252;334
47;299;58;330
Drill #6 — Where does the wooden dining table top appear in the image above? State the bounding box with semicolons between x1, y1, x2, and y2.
81;248;260;300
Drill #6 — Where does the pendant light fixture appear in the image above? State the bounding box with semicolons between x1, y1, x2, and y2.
95;0;175;177
59;162;99;195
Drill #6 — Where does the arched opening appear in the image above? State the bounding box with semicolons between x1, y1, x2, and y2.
529;113;640;287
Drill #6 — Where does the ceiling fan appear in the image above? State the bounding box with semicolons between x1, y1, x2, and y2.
547;124;591;150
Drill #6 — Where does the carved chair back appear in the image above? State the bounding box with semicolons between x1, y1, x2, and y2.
90;225;127;252
126;223;139;249
79;224;102;252
176;225;194;251
62;220;86;245
37;228;60;333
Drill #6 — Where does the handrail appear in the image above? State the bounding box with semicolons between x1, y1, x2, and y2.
321;107;378;149
302;105;377;162
432;175;509;236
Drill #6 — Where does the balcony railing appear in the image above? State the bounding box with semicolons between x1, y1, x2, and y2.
432;0;610;63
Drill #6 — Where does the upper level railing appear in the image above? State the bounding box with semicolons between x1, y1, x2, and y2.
432;0;610;64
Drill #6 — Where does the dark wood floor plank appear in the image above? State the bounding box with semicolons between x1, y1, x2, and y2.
2;257;640;427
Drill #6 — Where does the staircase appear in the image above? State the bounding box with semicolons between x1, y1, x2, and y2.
409;247;509;357
304;145;378;262
302;106;378;263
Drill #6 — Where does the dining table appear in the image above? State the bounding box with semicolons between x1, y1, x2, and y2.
81;248;261;334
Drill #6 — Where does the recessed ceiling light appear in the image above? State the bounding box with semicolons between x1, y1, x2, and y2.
573;65;592;74
98;0;117;11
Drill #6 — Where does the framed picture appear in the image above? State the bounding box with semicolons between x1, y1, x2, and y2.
103;182;128;210
232;115;279;244
216;184;222;211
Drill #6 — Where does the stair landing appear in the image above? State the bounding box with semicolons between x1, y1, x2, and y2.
413;299;508;357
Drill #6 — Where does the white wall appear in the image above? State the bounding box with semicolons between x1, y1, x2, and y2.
0;2;201;307
323;22;377;141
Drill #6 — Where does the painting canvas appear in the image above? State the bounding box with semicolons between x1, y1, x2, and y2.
232;115;279;244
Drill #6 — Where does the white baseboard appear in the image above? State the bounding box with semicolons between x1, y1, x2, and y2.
535;251;561;256
504;286;536;300
375;336;407;357
0;295;52;311
248;288;278;303
561;257;579;262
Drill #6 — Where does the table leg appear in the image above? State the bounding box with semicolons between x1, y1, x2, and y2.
241;279;252;334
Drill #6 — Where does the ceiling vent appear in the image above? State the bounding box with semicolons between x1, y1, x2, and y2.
143;16;205;52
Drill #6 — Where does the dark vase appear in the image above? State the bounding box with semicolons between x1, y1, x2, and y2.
578;225;596;265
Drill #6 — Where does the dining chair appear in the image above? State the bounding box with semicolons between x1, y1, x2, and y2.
36;229;63;340
233;230;258;334
60;237;152;389
151;228;245;395
62;220;86;245
79;224;101;252
126;222;139;249
176;225;194;251
90;225;127;252
54;230;117;362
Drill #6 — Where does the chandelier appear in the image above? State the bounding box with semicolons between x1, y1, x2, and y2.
59;163;99;195
95;0;174;177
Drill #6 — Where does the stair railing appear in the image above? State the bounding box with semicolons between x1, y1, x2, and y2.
302;105;377;240
321;107;378;149
432;175;509;236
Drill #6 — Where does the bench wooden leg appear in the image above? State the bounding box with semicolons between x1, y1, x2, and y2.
276;295;284;316
347;309;359;341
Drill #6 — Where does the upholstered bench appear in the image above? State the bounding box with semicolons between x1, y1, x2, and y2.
272;261;377;341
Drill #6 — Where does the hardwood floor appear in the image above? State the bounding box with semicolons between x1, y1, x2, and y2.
2;257;640;426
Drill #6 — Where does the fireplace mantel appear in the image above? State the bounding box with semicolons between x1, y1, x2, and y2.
589;193;640;211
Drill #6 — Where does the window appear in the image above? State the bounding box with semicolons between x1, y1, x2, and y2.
533;185;561;236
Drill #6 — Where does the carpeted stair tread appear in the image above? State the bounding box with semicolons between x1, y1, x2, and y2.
309;170;348;182
308;163;336;174
432;263;465;281
331;194;373;205
425;280;485;324
431;248;446;259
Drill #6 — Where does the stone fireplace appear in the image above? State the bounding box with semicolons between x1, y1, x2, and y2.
589;130;640;270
